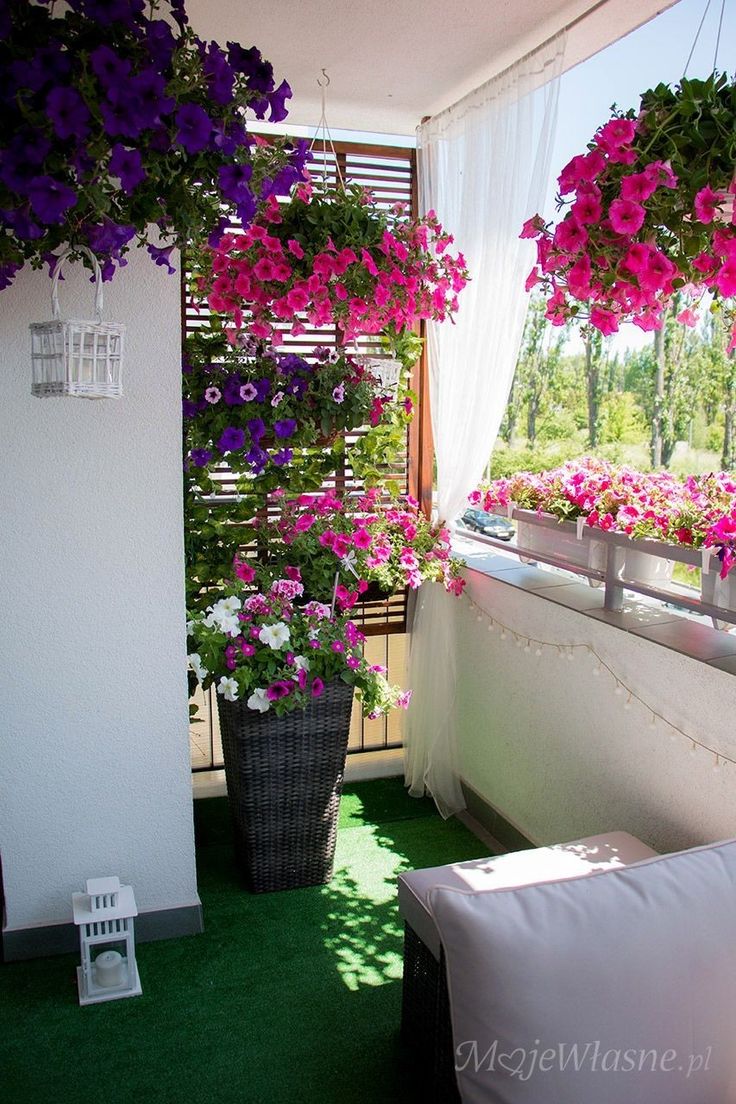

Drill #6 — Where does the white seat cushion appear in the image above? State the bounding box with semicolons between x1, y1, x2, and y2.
398;831;658;959
431;837;736;1104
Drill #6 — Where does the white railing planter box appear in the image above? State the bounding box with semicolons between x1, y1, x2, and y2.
700;549;736;621
512;509;674;589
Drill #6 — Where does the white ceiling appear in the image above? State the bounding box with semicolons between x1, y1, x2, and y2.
189;0;680;135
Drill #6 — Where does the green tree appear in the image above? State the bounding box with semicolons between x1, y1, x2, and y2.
512;296;567;447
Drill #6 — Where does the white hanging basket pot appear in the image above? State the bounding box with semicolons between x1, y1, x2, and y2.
30;247;124;399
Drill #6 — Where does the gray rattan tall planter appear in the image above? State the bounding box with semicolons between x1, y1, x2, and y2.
217;680;354;892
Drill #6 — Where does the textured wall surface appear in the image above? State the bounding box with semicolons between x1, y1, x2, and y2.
0;248;200;931
450;569;736;853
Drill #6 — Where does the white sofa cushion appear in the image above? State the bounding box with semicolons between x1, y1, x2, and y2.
430;838;736;1104
398;831;658;959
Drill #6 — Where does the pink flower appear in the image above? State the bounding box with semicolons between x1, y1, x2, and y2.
204;386;221;404
234;557;256;583
553;216;588;253
620;172;658;203
311;677;324;697
590;306;619;336
620;242;651;275
595;117;637;151
609;198;645;236
240;642;256;657
715;260;736;298
643;161;678;189
287;238;304;259
353;528;372;550
519;214;546;239
571;192;602;225
676;307;699;328
694;186;726;225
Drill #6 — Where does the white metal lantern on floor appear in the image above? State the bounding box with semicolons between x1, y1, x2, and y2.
72;876;142;1006
30;247;124;399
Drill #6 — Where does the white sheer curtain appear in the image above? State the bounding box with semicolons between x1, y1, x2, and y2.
404;34;567;817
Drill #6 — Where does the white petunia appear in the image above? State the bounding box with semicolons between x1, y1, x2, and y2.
186;619;194;635
293;655;310;671
247;688;270;713
188;653;208;683
258;621;291;650
218;596;242;614
217;676;239;702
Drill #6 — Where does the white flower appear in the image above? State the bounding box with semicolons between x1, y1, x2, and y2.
258;621;291;650
204;596;243;637
188;653;208;683
293;654;310;671
219;596;242;614
271;390;284;407
186;619;194;635
247;688;271;713
217;676;239;702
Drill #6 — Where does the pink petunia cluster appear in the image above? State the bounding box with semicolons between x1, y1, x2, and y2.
522;108;736;344
273;487;465;604
202;188;469;344
475;460;736;578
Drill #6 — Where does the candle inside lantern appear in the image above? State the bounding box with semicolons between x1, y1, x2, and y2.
94;950;126;988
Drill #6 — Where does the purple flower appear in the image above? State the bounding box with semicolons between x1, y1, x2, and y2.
255;378;271;402
218;163;253;205
236;192;258;226
240;383;257;402
146;243;177;274
82;0;145;25
46;88;90;141
175;103;212;154
272;449;293;467
311;677;325;698
109;145;146;194
268;80;292;124
182;399;198;418
0;135;51;191
208;217;230;249
274;418;297;439
145;20;177;67
190;449;213;467
27;176;77;225
1;207;42;240
247;418;266;442
227;44;274;92
0;263;22;291
246;446;268;475
90;45;131;87
86;218;136;257
217;426;245;454
203;43;235;106
128;70;175;126
266;680;293;701
222;375;245;405
101;92;145;140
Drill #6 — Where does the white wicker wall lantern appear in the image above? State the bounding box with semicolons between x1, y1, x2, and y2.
72;876;142;1006
30;247;124;399
358;355;402;397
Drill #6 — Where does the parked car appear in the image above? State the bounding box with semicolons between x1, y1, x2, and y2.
458;509;515;540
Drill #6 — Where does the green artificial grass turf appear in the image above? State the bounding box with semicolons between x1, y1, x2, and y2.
0;777;488;1104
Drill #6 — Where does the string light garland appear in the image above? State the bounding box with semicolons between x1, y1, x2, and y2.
462;593;736;771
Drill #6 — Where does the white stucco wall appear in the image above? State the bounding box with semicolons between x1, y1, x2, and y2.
0;247;199;932
451;569;736;853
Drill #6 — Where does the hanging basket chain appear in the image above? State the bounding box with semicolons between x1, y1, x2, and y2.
308;69;345;192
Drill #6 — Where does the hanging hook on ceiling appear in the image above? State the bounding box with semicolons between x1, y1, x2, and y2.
317;68;330;88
